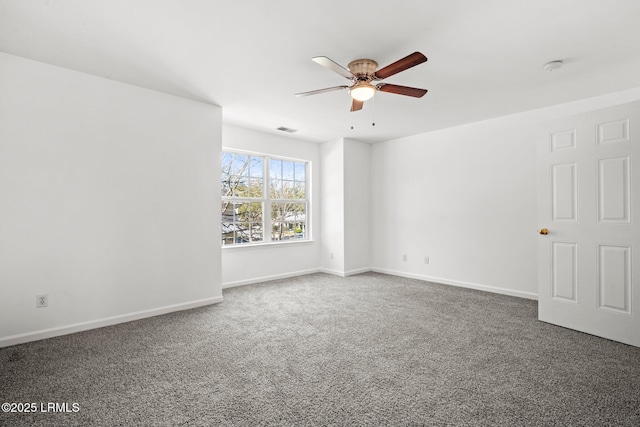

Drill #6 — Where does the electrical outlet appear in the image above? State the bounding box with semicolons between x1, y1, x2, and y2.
36;294;48;308
424;256;430;264
402;254;407;262
330;252;334;260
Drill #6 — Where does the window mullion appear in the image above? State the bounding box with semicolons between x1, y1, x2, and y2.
264;155;272;243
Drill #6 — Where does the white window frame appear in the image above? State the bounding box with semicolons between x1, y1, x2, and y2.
221;149;311;247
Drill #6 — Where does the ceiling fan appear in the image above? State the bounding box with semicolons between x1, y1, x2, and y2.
295;52;428;112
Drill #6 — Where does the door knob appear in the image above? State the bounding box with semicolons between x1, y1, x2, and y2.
538;228;549;235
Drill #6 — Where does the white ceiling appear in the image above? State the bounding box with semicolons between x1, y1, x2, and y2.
2;0;640;143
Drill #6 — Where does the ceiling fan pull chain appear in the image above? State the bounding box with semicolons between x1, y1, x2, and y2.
372;95;376;126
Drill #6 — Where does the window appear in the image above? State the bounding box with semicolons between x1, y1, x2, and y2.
221;151;309;246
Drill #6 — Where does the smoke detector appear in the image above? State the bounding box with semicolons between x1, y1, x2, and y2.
543;60;563;71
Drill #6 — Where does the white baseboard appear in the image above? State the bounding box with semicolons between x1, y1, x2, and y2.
2;269;536;348
0;296;224;348
345;267;372;277
319;267;372;277
236;266;537;300
371;268;538;300
222;268;322;289
319;268;346;277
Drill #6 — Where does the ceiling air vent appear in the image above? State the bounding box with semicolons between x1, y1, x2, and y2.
277;126;298;133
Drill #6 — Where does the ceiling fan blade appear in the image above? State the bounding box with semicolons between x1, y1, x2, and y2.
350;99;364;112
373;52;427;80
295;86;349;97
377;83;428;98
312;56;355;79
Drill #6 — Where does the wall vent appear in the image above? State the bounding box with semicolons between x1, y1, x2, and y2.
277;126;298;133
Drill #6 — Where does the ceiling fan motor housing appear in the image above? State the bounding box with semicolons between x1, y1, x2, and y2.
347;59;378;80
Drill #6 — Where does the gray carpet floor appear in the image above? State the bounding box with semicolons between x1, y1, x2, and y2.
1;272;639;426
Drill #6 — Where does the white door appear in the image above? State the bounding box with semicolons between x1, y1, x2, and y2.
538;101;640;347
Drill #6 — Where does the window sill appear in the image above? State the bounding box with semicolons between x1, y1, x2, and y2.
221;239;315;251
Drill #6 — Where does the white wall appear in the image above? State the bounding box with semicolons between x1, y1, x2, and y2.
320;139;345;274
319;137;371;276
0;53;222;346
371;87;640;299
343;138;371;274
221;125;321;287
371;118;538;297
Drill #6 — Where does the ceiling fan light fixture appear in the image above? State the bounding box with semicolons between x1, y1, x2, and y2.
350;82;376;101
